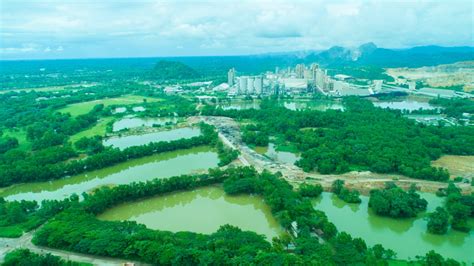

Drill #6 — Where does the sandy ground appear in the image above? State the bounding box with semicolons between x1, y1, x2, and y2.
432;155;474;179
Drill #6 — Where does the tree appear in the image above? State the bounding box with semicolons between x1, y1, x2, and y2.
298;183;323;198
427;207;449;234
369;184;427;218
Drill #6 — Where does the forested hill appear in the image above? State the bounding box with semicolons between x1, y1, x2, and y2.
153;60;201;80
304;43;474;68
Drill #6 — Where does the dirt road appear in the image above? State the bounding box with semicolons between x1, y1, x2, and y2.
198;115;472;195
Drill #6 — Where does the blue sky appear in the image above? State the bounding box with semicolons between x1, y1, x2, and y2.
1;0;473;60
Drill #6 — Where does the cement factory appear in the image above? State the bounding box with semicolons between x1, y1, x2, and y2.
225;63;388;97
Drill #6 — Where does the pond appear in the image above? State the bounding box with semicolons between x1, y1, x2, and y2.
218;101;261;110
313;192;474;263
97;186;284;241
0;146;219;202
114;107;127;113
281;100;344;111
218;99;344;112
373;100;437;111
112;117;178;132
132;106;146;112
104;127;201;150
255;143;300;165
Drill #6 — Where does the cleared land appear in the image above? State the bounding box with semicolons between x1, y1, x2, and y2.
432;155;474;179
58;95;162;116
386;61;474;92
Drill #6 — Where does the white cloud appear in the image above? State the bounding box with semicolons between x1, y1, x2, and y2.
0;0;472;59
0;43;40;54
326;3;360;17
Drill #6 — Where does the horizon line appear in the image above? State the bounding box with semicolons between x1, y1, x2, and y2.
1;44;473;62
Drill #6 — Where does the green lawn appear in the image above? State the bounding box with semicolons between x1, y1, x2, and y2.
69;117;114;143
2;129;31;151
0;225;24;238
58;95;162;117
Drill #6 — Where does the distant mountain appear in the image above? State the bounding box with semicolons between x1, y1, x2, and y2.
153;60;201;80
305;43;474;68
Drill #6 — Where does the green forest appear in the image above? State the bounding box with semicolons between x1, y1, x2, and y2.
202;97;474;181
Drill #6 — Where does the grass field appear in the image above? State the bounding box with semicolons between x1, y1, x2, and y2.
58;95;162;117
69;117;114;143
2;129;31;151
0;86;67;94
0;225;23;238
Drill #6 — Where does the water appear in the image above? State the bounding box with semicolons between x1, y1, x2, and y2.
97;186;284;241
254;143;300;165
313;192;473;263
281;100;344;111
132;106;146;112
217;100;343;111
373;100;436;111
112;117;178;132
219;101;261;110
114;107;127;113
104;127;201;150
0;146;219;202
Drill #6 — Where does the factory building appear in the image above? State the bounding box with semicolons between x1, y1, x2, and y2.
254;76;263;94
238;76;248;94
227;68;236;86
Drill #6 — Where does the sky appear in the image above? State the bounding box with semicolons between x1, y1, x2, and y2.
0;0;473;60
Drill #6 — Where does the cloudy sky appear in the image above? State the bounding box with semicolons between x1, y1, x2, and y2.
1;0;473;60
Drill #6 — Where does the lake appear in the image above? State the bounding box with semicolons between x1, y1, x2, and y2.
104;127;201;150
313;192;473;263
373;100;437;111
112;117;178;132
255;143;300;165
0;146;219;202
98;186;284;241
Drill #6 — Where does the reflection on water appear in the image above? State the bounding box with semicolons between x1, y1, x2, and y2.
218;101;261;110
282;100;344;111
255;143;300;165
98;186;284;240
373;100;437;111
313;192;473;263
113;117;178;132
0;146;219;202
104;127;201;149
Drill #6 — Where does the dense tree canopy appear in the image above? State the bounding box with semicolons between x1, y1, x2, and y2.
368;183;428;218
202;98;474;181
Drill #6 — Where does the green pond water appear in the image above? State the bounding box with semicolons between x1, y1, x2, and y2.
313;192;474;263
104;127;201;150
373;100;437;111
97;186;284;241
113;117;178;132
281;100;344;111
255;143;300;165
218;99;343;112
0;146;219;202
219;101;261;110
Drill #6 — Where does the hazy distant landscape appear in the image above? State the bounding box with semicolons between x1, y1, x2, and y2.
1;1;473;265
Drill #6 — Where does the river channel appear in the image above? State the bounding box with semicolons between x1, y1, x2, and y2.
0;146;219;202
